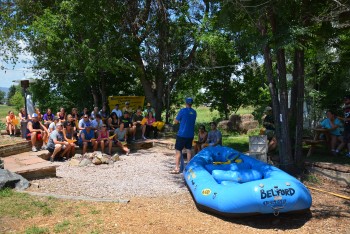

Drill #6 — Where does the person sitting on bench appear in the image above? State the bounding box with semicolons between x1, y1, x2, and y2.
47;122;71;162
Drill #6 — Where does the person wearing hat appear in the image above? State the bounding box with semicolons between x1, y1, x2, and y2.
194;124;208;154
47;122;71;162
26;113;49;152
122;101;133;114
143;102;155;118
78;121;98;154
171;97;197;174
48;116;60;133
262;106;277;152
111;104;123;118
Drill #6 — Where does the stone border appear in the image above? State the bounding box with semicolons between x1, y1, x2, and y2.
0;141;31;158
305;161;350;186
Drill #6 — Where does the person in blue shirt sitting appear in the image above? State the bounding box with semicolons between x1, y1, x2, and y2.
320;110;344;155
78;121;98;154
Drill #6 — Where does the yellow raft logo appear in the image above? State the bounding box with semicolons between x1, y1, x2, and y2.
202;189;211;196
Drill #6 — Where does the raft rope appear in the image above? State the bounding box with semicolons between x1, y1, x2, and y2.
307;186;350;200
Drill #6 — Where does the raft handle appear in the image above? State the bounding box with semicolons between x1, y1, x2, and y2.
273;209;280;216
272;206;284;216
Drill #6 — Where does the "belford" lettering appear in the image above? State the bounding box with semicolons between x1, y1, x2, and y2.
260;188;295;199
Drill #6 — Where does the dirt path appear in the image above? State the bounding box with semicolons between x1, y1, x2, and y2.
1;177;349;233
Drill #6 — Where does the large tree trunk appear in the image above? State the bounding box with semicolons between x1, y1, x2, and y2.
289;50;298;143
258;18;281;141
293;49;305;167
275;47;294;171
259;11;296;172
125;0;207;122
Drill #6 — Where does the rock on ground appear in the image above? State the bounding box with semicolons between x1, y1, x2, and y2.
0;169;29;190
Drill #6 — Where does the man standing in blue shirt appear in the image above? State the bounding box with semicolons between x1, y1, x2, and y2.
171;97;197;174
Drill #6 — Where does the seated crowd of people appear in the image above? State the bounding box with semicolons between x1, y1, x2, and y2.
6;102;159;161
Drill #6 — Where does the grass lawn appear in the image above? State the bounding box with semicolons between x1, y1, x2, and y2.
0;105;13;130
0;188;117;233
0;104;12;120
194;105;255;123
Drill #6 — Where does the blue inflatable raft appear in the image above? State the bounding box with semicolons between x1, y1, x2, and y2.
183;146;312;217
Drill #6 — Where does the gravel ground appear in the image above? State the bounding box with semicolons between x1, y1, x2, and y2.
27;147;186;199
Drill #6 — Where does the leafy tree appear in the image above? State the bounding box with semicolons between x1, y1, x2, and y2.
192;32;243;119
216;0;349;170
0;90;5;104
6;85;19;103
122;0;210;120
9;91;24;111
12;0;135;110
0;1;21;65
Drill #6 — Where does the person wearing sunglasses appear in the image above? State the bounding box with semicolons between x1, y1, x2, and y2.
78;114;91;131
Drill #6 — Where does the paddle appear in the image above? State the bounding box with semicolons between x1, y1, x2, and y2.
109;134;116;140
212;153;241;165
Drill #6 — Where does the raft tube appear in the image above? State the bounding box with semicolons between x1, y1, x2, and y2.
183;146;312;217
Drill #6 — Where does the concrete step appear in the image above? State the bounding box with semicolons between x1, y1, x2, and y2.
0;141;32;158
1;151;58;180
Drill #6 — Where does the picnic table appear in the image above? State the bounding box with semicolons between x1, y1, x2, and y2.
305;128;331;157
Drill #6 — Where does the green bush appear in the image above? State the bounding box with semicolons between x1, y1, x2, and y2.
9;91;24;112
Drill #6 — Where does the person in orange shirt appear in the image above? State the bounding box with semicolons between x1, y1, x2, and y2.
6;111;18;137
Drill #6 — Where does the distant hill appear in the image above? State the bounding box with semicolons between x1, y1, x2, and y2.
0;87;9;96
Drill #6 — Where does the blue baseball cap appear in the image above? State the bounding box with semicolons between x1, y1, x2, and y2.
185;97;193;104
31;113;38;118
85;121;92;127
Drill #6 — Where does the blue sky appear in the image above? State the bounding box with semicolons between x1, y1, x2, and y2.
1;63;36;88
0;41;37;88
